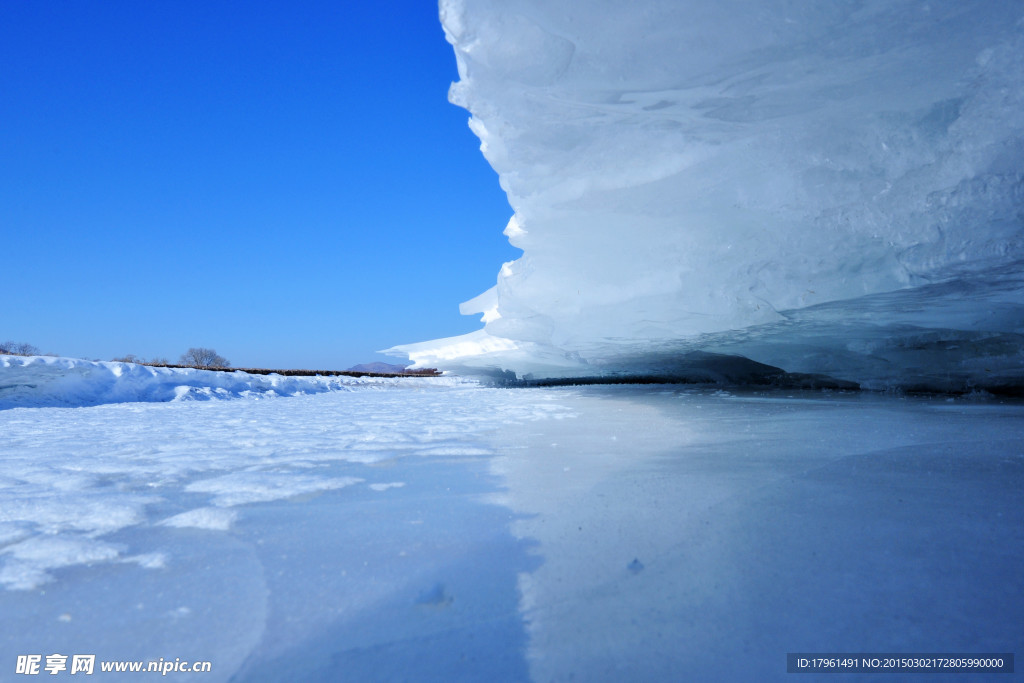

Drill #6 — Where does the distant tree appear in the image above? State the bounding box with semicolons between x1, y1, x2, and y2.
112;354;143;364
1;341;40;356
148;357;170;366
180;347;230;368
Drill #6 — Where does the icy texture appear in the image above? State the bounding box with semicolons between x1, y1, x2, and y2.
0;384;570;592
391;0;1024;390
1;385;1020;680
0;355;457;409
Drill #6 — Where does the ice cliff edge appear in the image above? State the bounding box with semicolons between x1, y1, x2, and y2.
389;0;1024;392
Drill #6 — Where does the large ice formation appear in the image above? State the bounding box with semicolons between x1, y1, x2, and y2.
390;0;1024;391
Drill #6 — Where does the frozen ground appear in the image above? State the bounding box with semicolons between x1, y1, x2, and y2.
2;379;1021;681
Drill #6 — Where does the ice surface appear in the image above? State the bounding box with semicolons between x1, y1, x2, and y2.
1;384;1020;680
390;0;1024;391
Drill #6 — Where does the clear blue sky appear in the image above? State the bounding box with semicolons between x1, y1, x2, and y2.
0;1;517;369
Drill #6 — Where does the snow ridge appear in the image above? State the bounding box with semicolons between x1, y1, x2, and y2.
0;355;458;410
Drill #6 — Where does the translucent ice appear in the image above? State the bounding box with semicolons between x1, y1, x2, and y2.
391;0;1024;392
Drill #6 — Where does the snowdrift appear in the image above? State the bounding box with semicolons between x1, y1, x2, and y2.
390;0;1024;392
0;355;452;410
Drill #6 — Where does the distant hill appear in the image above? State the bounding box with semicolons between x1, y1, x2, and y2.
346;362;411;374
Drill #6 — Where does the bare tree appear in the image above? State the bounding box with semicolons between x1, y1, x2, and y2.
179;347;230;368
112;354;143;364
1;341;41;356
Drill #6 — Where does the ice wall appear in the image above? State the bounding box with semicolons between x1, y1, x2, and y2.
392;0;1024;391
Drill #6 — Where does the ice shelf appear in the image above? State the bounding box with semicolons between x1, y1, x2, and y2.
390;0;1024;392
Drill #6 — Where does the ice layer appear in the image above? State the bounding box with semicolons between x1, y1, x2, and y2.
391;0;1024;392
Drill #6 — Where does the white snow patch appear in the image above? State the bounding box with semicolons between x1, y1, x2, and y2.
0;535;122;590
185;472;365;507
122;552;167;569
160;508;239;531
368;482;406;492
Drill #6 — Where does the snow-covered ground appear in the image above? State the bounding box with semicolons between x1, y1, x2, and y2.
2;367;1020;680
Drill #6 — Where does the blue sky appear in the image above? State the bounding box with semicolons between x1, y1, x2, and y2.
0;1;517;369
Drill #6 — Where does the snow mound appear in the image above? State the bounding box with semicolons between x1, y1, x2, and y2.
390;0;1024;392
0;355;460;409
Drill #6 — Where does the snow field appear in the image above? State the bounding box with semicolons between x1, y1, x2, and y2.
0;382;571;591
